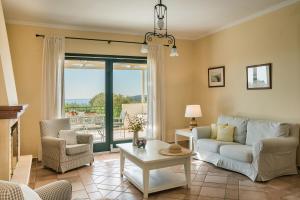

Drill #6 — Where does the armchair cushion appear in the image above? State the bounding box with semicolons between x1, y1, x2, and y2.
20;184;41;200
66;144;89;155
58;130;77;145
40;118;71;138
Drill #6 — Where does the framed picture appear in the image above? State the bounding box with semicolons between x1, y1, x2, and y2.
247;63;272;90
208;66;225;87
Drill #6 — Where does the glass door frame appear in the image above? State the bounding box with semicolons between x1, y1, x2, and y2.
65;53;147;152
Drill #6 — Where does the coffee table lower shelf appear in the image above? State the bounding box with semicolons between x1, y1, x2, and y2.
124;167;187;196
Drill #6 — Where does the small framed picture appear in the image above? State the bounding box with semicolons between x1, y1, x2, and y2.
247;63;272;90
208;66;225;87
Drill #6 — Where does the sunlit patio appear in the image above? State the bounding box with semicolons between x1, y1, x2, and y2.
65;103;147;143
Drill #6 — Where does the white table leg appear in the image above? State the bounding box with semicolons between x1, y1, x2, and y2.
143;168;149;198
184;158;191;188
120;150;125;177
189;136;193;151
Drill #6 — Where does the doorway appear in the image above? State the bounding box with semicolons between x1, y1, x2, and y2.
63;53;147;152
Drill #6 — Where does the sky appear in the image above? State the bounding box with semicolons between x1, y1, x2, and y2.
64;68;146;99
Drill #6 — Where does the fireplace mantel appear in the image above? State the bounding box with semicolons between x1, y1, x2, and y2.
0;104;28;119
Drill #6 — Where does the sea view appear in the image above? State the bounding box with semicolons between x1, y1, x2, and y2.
65;99;90;105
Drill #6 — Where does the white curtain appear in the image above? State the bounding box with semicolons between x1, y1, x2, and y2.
41;36;65;120
39;36;65;160
146;45;166;141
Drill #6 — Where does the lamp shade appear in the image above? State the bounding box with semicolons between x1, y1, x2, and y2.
185;105;202;118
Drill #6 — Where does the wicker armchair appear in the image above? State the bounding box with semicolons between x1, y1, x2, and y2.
0;180;72;200
39;118;94;173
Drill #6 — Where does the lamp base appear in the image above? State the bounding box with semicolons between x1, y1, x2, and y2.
189;118;197;131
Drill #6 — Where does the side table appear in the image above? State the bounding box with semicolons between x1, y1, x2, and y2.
175;129;194;152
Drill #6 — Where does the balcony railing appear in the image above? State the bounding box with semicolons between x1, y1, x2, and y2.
64;105;147;143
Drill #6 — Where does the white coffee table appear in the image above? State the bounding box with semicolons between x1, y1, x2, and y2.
117;140;191;198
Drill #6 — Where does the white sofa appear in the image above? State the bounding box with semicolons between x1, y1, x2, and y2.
192;115;299;181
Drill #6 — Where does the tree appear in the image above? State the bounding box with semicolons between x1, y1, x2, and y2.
89;93;137;117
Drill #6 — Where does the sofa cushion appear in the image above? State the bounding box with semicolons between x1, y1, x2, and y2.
211;124;218;139
246;120;290;145
217;115;248;144
66;144;89;155
197;139;237;153
220;145;253;163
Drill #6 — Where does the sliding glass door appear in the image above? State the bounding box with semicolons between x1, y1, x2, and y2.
63;54;147;152
112;62;148;143
64;59;109;151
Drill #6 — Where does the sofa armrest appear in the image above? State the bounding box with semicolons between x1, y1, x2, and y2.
254;137;298;154
35;180;72;200
252;137;299;181
192;126;211;140
41;137;66;161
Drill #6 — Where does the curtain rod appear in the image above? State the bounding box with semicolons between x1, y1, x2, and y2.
35;34;170;47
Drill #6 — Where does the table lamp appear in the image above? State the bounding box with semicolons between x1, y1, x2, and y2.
185;105;202;130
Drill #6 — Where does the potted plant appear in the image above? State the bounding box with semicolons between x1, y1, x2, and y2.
127;114;146;146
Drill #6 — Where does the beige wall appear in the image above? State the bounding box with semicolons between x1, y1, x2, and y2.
194;2;300;125
0;0;17;105
7;24;195;157
0;0;17;180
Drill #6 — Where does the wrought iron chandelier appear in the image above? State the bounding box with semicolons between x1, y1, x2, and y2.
141;0;178;57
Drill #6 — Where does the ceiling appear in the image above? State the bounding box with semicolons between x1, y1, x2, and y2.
2;0;292;39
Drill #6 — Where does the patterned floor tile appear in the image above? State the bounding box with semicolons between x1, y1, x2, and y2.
30;153;300;200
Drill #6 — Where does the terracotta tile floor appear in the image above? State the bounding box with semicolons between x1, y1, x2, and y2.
30;153;300;200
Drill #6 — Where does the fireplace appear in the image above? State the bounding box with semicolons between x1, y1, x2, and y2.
0;105;28;181
10;121;19;177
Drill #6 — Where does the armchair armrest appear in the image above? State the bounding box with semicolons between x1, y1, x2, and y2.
35;180;72;200
77;134;93;155
42;137;66;148
77;134;93;144
41;137;66;161
192;126;211;140
254;137;298;154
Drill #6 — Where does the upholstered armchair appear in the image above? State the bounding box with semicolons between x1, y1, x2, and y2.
0;180;72;200
39;118;94;173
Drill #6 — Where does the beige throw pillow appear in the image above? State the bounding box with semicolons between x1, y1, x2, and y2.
211;124;218;139
58;130;77;145
216;124;235;142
